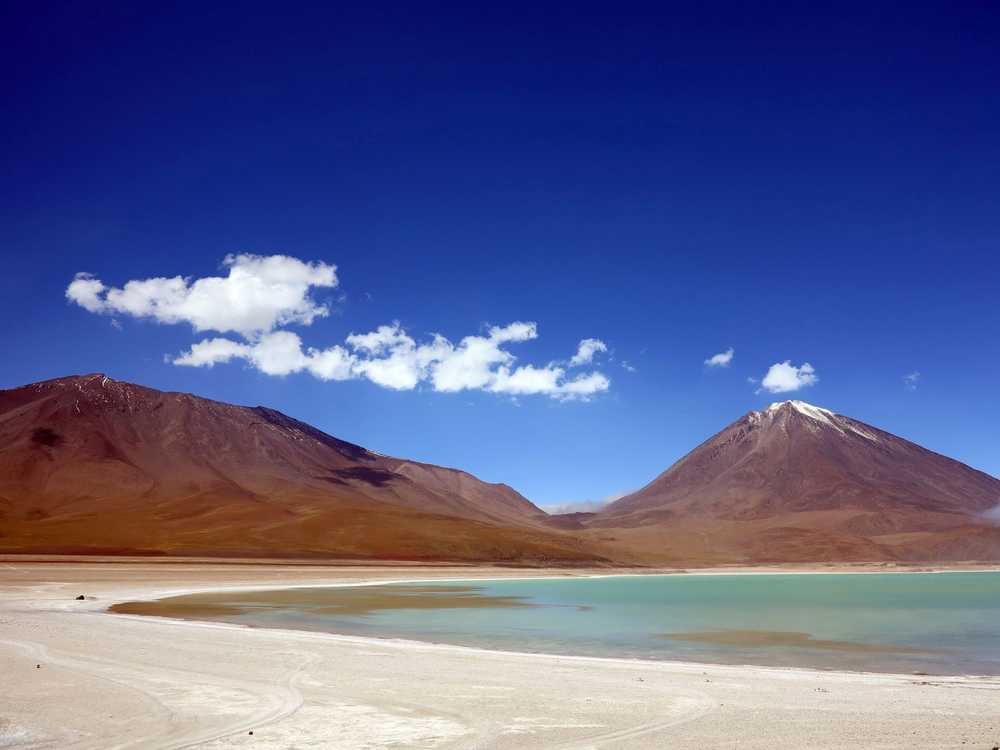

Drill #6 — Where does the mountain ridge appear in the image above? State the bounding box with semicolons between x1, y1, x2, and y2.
0;373;603;563
2;376;998;564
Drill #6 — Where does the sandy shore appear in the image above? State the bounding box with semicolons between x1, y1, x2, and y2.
1;562;998;749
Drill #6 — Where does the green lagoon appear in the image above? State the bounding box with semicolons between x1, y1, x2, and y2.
115;572;1000;675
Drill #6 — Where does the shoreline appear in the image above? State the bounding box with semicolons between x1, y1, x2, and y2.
2;562;999;748
5;552;1000;573
106;567;1000;681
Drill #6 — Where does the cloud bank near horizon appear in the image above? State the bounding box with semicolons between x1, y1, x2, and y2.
542;490;630;515
67;255;610;401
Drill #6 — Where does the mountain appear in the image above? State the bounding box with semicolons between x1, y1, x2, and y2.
0;374;603;563
3;380;997;565
591;400;1000;563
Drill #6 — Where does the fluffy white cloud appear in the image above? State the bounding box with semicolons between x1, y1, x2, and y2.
490;363;563;395
488;321;537;344
66;254;338;337
759;360;818;393
548;371;611;398
431;325;524;392
569;338;607;366
174;332;358;381
345;323;414;354
72;255;608;401
304;344;357;381
173;321;609;400
249;331;315;376
903;371;921;391
172;337;251;367
704;347;734;368
66;273;108;312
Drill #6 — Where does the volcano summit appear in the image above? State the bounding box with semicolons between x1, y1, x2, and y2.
589;400;1000;563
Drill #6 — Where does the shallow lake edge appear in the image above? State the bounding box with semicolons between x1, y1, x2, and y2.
106;568;1000;680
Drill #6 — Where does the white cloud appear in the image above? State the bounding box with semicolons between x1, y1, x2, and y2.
66;273;107;312
759;360;818;393
903;371;921;391
173;321;609;400
489;321;538;344
249;331;315;376
621;360;636;373
569;338;607;366
345;322;414;354
704;347;734;368
72;255;609;401
552;371;611;398
304;344;357;381
66;254;338;337
431;324;524;392
172;337;251;368
489;363;563;395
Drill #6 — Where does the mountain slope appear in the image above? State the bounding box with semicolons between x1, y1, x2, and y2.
592;401;1000;563
3;381;997;565
0;374;602;563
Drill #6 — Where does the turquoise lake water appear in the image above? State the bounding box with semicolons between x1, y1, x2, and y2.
168;572;1000;674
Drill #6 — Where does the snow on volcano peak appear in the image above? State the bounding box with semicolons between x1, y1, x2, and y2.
762;399;879;442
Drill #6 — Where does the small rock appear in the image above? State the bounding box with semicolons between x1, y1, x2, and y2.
248;730;253;735
75;595;85;600
36;664;40;669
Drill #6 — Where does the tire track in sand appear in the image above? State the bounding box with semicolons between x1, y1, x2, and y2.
546;691;716;749
0;637;318;750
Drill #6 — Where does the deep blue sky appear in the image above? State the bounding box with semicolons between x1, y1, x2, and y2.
3;2;998;506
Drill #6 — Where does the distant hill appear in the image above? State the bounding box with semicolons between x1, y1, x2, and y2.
0;374;603;563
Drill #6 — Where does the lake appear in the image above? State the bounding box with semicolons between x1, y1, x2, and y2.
112;572;1000;675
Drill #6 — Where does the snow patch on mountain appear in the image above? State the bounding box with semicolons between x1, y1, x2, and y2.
760;400;879;443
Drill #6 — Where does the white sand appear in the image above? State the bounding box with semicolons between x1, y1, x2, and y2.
1;562;998;749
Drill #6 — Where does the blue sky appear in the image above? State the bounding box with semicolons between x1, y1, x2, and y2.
2;2;998;507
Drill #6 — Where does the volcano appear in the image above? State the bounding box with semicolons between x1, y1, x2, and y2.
3;378;998;565
0;374;602;563
592;400;1000;563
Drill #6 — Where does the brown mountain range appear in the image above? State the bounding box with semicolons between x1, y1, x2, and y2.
0;374;602;563
2;376;998;564
587;400;1000;563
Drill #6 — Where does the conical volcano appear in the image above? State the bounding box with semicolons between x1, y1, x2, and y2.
593;401;1000;563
